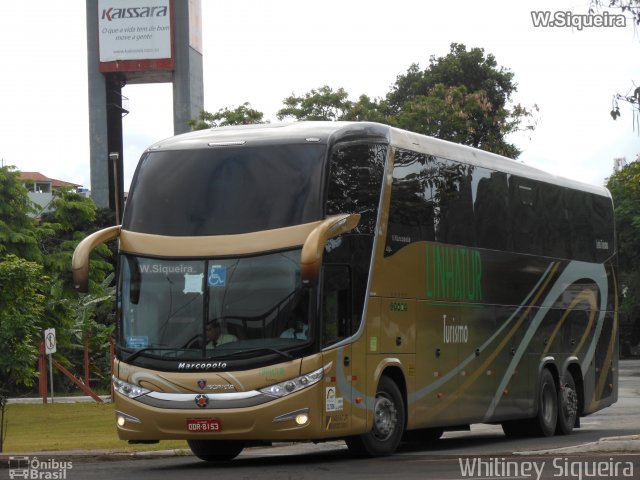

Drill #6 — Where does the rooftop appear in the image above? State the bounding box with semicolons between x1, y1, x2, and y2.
18;171;81;189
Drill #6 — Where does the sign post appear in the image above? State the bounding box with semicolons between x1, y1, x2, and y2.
44;328;57;403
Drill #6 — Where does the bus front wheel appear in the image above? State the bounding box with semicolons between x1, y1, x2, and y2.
187;439;244;462
345;376;405;457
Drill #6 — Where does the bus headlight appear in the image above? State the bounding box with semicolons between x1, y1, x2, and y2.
259;364;328;398
112;375;151;399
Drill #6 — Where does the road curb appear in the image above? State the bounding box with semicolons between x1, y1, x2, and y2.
515;435;640;455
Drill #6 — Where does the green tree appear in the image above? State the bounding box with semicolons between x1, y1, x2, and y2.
610;87;640;125
0;255;47;389
0;166;40;261
0;171;116;405
196;44;533;157
275;44;532;157
342;94;392;123
606;158;640;348
39;189;113;291
66;274;116;390
277;86;354;121
589;0;640;124
387;43;534;158
37;189;116;392
189;102;265;130
0;255;48;452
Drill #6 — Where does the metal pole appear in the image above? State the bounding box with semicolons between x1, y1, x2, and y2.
84;333;90;388
39;340;47;404
48;353;54;404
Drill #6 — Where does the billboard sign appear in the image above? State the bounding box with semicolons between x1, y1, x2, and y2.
98;0;174;74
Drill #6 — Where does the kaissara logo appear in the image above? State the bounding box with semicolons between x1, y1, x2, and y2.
197;379;206;390
101;6;168;22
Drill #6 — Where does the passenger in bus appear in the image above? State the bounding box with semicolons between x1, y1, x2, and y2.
186;320;238;348
205;320;238;347
280;298;309;340
280;320;309;340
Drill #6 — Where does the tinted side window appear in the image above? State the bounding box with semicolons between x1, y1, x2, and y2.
326;143;386;235
325;142;386;338
436;159;475;246
509;177;543;255
385;150;437;256
539;184;571;259
385;150;475;256
473;169;510;250
384;148;613;263
567;190;595;262
592;195;614;263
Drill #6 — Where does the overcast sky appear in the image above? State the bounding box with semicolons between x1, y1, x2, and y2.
0;0;638;192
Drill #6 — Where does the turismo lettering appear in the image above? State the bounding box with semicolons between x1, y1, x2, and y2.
443;315;469;344
426;244;482;302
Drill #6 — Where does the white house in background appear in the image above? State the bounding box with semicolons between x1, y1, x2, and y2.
18;172;85;214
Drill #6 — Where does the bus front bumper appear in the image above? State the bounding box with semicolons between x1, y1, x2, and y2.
114;384;325;442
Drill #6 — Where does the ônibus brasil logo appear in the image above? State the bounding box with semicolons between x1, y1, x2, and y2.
101;6;168;22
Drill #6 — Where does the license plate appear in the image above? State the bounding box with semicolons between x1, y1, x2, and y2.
186;418;221;432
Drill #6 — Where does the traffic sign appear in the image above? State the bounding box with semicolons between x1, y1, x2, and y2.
44;328;57;354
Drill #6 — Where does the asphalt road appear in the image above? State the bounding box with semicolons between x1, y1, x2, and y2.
3;360;640;480
9;449;639;480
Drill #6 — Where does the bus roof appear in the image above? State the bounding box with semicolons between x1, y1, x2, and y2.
147;121;610;198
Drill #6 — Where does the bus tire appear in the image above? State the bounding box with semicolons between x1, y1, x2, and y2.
345;376;405;457
187;439;244;462
556;372;578;435
531;368;558;437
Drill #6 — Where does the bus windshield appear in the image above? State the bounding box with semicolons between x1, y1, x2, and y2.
122;144;326;236
118;250;312;362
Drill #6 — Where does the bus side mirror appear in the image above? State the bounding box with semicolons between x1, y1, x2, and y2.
72;225;121;293
300;213;360;287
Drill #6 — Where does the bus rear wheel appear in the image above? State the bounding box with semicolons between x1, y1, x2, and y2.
501;368;558;438
556;372;578;435
346;376;405;457
530;368;558;437
187;439;244;462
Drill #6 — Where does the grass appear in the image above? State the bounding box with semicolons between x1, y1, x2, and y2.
3;402;188;453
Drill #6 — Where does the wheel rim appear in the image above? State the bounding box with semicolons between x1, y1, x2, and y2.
541;382;555;425
372;393;397;441
561;384;578;421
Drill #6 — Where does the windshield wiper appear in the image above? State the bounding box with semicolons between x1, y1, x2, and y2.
223;347;293;361
124;347;183;363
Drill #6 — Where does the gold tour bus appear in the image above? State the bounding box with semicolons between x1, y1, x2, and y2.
73;122;617;461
